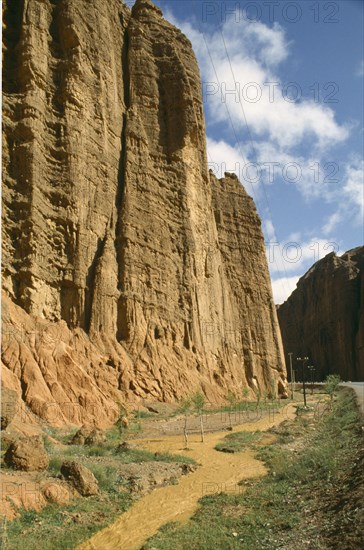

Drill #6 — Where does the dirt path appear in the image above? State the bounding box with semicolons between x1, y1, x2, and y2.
78;404;296;550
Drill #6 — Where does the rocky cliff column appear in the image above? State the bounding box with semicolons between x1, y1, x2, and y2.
278;248;364;381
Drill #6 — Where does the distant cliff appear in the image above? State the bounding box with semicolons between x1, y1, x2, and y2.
277;247;364;381
2;0;287;426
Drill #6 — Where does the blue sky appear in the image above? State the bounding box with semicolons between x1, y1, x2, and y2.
130;0;364;303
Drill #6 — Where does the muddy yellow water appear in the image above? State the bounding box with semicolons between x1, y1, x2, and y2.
78;405;295;550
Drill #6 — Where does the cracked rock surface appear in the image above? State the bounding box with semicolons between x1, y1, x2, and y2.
2;0;287;426
278;247;364;381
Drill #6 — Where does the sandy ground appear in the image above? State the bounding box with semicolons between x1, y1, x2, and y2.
78;403;296;550
130;403;286;439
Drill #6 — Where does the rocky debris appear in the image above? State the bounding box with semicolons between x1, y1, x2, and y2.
1;294;128;427
180;463;197;475
118;462;198;496
4;435;49;471
0;473;74;519
278;247;364;381
42;481;73;505
1;387;18;430
2;0;287;424
146;406;159;414
0;473;48;519
216;446;235;454
72;425;106;446
71;425;92;445
61;461;99;496
116;441;138;453
0;432;14;450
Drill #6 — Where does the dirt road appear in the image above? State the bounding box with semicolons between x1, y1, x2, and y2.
78;404;296;550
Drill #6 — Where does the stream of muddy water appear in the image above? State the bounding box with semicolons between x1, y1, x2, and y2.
78;404;296;550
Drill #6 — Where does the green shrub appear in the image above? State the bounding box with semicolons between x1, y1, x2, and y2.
215;431;262;453
89;465;120;493
48;457;63;475
42;435;53;451
324;374;341;401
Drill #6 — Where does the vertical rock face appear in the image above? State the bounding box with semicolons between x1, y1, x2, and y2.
277;247;364;381
210;173;286;395
2;0;287;425
2;0;129;328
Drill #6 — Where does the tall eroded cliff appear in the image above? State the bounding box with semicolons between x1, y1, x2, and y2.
2;0;287;426
277;247;364;381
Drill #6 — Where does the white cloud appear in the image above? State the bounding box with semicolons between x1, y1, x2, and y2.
271;276;299;304
253;141;335;200
266;237;340;275
206;137;262;197
207;137;248;179
356;60;364;77
167;13;349;151
321;156;364;234
322;211;343;236
263;219;276;241
269;236;341;304
207;136;341;207
343;158;364;223
251;22;289;65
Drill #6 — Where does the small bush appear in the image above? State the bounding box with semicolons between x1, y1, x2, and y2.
85;445;110;457
324;374;341;401
113;447;196;465
134;410;157;419
48;457;63;475
42;435;53;451
89;465;120;493
215;431;262;453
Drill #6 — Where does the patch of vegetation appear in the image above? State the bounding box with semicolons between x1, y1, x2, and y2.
143;388;363;550
111;448;196;465
6;492;132;550
128;420;142;433
133;410;158;419
9;431;196;550
46;443;196;477
105;425;120;442
324;373;341;401
0;410;200;550
88;464;122;493
42;435;54;452
44;426;78;445
48;443;112;462
48;456;64;475
215;431;262;453
0;436;11;454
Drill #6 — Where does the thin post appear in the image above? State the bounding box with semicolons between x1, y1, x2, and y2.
302;361;307;407
288;352;294;399
297;356;309;408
